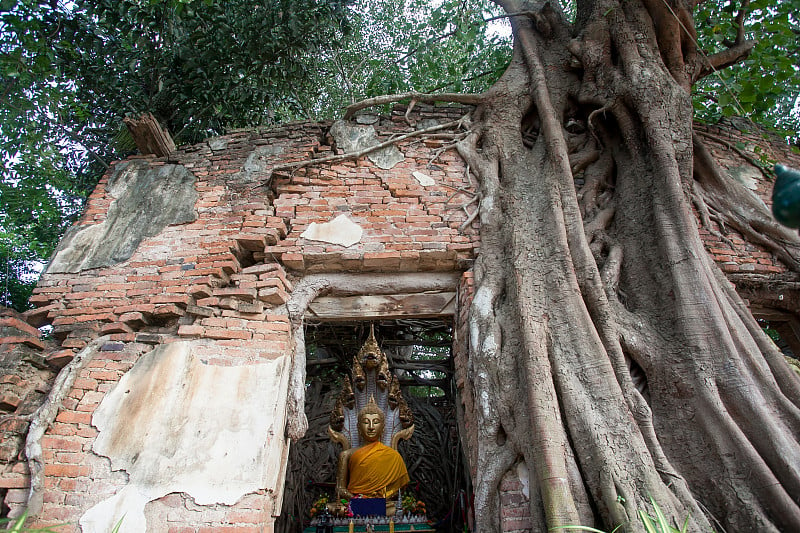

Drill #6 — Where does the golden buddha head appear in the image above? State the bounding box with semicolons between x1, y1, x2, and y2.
357;396;385;443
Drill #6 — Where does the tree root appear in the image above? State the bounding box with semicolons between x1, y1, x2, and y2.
578;151;614;217
270;118;466;175
694;129;776;175
342;92;485;120
24;335;113;516
692;133;800;271
690;181;736;249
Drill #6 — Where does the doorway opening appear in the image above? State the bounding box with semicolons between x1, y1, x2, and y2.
277;319;472;532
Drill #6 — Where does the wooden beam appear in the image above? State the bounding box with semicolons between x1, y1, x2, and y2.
123;112;176;157
305;292;456;320
750;306;795;322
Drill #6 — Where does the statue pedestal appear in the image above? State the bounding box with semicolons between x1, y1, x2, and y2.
303;525;434;533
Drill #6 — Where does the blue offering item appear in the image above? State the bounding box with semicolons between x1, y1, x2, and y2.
772;164;800;229
350;498;386;516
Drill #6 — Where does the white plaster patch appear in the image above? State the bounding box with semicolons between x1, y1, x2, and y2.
329;120;405;169
412;171;436;186
300;214;363;247
516;462;530;499
80;341;290;533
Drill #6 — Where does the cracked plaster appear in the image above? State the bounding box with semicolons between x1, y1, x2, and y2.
79;341;290;533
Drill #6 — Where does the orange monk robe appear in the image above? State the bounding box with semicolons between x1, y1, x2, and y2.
347;441;409;496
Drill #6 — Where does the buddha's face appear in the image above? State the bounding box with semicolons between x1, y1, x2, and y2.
358;412;385;442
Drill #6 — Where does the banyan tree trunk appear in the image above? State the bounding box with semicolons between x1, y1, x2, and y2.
458;1;800;531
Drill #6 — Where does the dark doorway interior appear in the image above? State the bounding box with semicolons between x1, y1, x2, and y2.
276;319;471;532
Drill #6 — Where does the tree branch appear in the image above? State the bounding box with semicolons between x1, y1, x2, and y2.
735;0;751;45
695;128;772;173
692;40;756;83
270;118;466;174
55;123;110;170
343;92;484;120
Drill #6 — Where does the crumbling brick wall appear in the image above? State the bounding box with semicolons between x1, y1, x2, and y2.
4;104;479;532
695;120;799;277
1;106;798;532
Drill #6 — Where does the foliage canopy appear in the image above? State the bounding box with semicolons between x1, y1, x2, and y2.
0;0;798;311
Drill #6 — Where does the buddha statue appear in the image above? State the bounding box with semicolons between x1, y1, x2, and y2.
327;325;415;517
335;397;409;500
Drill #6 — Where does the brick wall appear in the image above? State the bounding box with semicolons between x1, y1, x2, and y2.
0;309;57;498
695;120;800;277
1;108;798;531
499;464;533;532
3;104;480;531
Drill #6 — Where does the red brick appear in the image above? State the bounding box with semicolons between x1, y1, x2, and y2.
153;304;185;318
48;422;77;437
101;322;133;334
0;335;44;350
22;303;61;327
41;437;83;453
204;328;252;340
0;474;29;489
28;293;56;306
1;418;28;433
258;287;289;305
61;338;88;349
177;325;204;337
51;316;77;326
0;317;40;337
280;253;304;270
43;463;90;477
0;394;21;411
362;252;401;269
241;263;282;275
1;374;23;385
46;350;75;369
55;451;84;464
88;370;119;381
151;294;192;306
58;478;79;491
188;285;214;299
119;312;149;327
213;287;258;301
55;411;92;425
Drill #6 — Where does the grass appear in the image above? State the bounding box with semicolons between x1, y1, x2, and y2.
0;511;124;533
0;511;65;532
551;497;690;533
